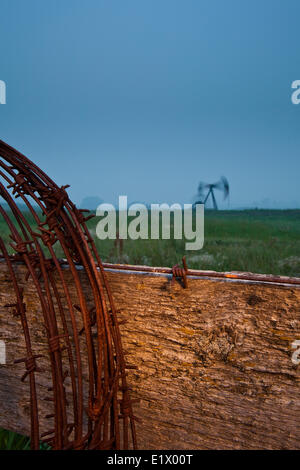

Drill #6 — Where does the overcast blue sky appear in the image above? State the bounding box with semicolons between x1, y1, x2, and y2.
0;0;299;208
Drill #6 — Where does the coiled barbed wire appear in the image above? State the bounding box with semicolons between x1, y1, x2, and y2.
0;139;137;450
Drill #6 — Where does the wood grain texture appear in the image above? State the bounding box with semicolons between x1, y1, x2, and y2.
0;262;299;449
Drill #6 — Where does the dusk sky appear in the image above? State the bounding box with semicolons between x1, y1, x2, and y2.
0;0;299;208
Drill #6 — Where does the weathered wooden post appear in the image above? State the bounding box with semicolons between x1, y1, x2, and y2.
1;261;299;449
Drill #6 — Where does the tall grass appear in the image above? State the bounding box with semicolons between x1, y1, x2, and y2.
1;209;300;276
87;209;300;277
0;428;50;450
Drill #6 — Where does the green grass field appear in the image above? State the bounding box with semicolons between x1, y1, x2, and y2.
0;209;300;276
87;209;300;277
1;208;300;449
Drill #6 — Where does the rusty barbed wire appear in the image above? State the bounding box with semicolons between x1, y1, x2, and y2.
171;256;188;288
0;139;137;450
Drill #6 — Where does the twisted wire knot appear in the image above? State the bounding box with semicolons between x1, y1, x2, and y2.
14;354;43;382
171;256;188;288
48;334;68;353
